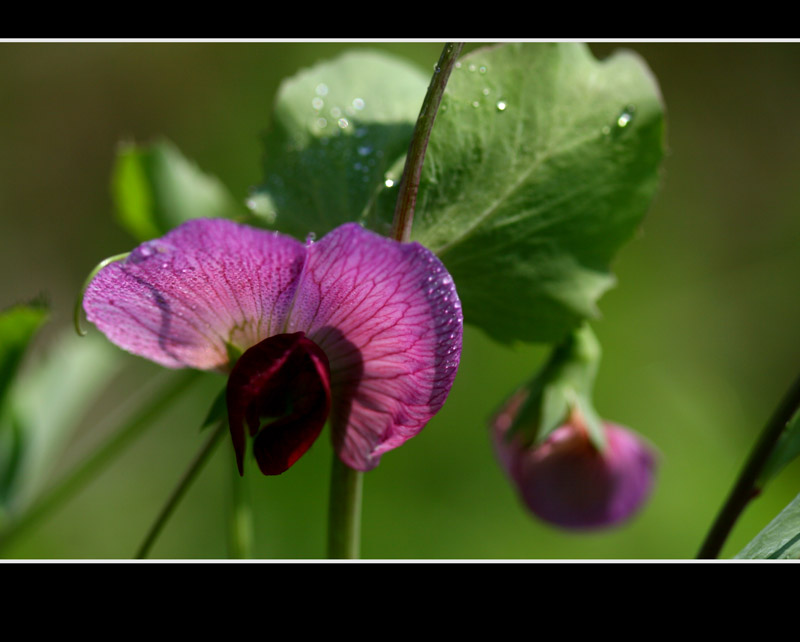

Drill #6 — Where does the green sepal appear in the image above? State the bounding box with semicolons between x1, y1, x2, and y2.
504;323;606;451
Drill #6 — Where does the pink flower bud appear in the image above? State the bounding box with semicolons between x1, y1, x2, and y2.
492;401;656;529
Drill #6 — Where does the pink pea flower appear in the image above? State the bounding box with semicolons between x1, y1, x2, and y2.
83;219;462;475
492;391;656;530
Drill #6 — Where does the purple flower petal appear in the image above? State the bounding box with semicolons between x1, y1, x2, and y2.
84;220;306;369
493;417;656;530
288;224;463;471
84;219;463;473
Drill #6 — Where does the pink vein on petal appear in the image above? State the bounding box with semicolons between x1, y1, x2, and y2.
287;223;463;471
83;219;307;369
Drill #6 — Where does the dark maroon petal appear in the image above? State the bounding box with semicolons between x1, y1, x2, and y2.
288;223;463;471
226;332;331;475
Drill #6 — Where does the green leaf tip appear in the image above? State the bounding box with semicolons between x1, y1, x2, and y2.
252;50;430;239
112;138;244;242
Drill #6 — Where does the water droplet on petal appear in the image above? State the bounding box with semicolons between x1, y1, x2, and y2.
315;83;329;96
496;101;507;111
306;232;316;245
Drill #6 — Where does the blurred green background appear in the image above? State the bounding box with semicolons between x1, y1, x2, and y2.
1;42;798;559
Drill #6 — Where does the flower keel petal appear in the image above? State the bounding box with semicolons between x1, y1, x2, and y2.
227;332;331;475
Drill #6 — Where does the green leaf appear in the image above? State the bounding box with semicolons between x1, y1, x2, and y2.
250;50;429;239
736;492;800;559
0;302;48;410
112;139;244;241
0;301;48;506
758;409;800;488
2;334;121;514
411;43;665;344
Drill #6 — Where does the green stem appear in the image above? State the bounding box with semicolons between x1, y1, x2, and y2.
697;372;800;559
0;369;201;552
391;42;463;243
228;459;254;559
327;453;363;559
135;420;225;559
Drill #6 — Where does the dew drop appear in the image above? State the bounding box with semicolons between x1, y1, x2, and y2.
472;101;480;108
354;162;363;171
455;61;462;69
479;65;487;74
330;106;342;118
384;178;395;188
468;64;476;72
357;145;372;156
139;246;154;257
482;88;490;96
352;97;365;110
315;83;329;96
433;64;441;73
337;117;350;129
311;97;324;110
616;104;635;128
316;117;328;129
602;125;611;136
306;232;317;245
355;127;368;138
496;101;507;111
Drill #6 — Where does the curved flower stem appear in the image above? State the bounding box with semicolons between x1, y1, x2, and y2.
136;421;225;559
391;42;463;243
0;369;201;553
327;454;363;559
697;372;800;559
228;461;254;559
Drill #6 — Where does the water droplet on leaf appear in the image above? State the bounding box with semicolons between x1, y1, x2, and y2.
311;97;324;110
496;101;507;111
337;118;349;129
315;83;329;96
352;97;365;110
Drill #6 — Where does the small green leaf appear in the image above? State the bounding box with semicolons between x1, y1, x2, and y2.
758;409;800;488
736;492;800;559
251;50;429;239
112;139;244;241
0;301;48;410
410;43;665;344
